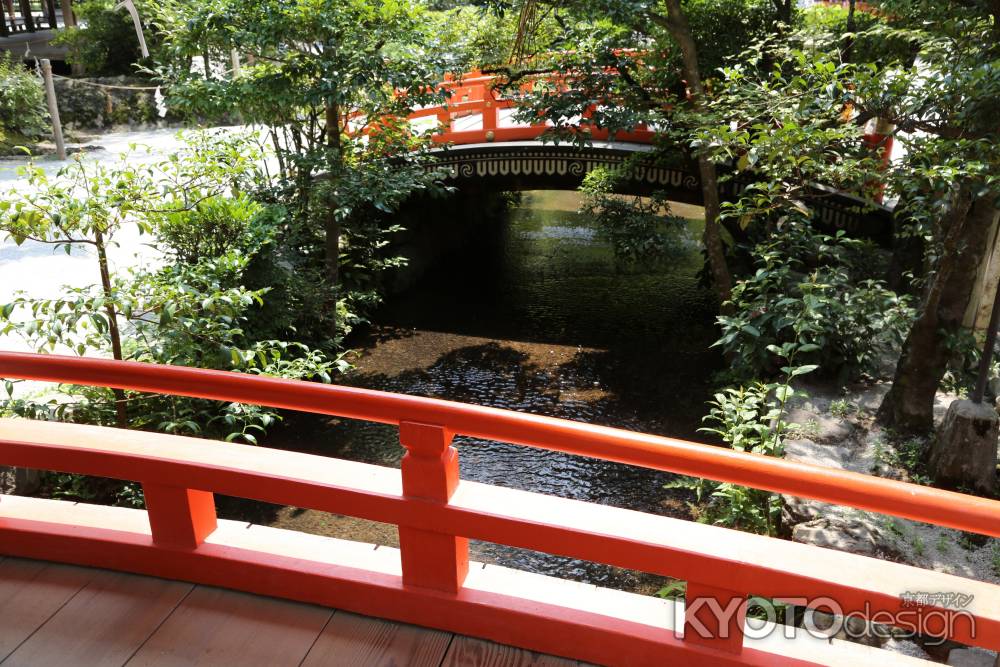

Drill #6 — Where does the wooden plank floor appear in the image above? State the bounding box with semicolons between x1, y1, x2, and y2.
0;557;593;667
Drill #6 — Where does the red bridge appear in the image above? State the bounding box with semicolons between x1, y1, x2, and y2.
401;69;896;245
0;351;997;665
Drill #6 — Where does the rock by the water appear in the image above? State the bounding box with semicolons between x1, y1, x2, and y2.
802;609;886;647
786;410;856;443
0;466;41;495
931;399;998;495
784;438;852;468
791;517;895;558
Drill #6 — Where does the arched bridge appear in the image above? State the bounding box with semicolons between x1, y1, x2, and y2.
404;71;895;245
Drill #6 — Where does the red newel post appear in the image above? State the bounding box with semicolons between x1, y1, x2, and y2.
143;483;217;549
398;421;469;593
683;582;747;654
483;99;497;131
437;110;451;134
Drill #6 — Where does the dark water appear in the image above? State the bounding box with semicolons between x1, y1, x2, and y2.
263;191;722;591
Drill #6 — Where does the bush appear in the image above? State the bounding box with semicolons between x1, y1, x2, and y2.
939;328;1000;398
0;55;48;144
685;0;784;77
715;223;914;384
155;195;274;264
669;382;795;535
796;4;914;65
53;0;154;76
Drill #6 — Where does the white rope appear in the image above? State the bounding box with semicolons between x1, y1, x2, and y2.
50;73;160;90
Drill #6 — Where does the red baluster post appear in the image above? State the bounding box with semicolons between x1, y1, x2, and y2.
683;582;747;654
143;483;217;549
398;421;468;593
483;100;497;131
437;110;451;136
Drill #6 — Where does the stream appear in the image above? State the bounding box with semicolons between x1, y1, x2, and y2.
251;190;724;593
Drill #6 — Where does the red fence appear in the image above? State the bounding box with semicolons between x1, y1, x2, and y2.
408;71;657;146
1;351;998;665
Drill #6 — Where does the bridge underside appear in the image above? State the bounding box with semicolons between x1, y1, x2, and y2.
431;142;894;246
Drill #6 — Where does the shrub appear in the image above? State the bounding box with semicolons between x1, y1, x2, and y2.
715;223;914;383
53;0;154;76
0;55;48;143
0;132;346;506
669;382;796;535
155;195;273;264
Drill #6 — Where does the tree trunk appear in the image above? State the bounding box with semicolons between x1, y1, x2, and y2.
772;0;793;24
324;101;342;331
878;190;998;433
660;0;733;304
95;230;128;429
842;0;857;62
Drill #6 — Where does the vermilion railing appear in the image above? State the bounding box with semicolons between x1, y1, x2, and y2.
415;68;896;203
1;351;998;666
410;71;658;146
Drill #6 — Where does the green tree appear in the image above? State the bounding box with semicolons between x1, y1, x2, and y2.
0;154;160;426
851;1;1000;434
53;0;156;76
0;54;48;149
156;0;455;333
678;1;1000;442
0;134;342;450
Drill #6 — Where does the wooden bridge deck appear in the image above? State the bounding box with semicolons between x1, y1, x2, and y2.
0;556;583;667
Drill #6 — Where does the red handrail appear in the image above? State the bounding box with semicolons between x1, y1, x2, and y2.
2;351;997;538
1;350;999;666
405;69;657;146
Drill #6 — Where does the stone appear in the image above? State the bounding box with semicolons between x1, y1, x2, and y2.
52;77;179;131
934;393;964;425
784;438;852;468
802;609;886;647
786;410;855;444
855;383;891;414
0;466;42;495
791;517;894;558
946;647;998;667
931;399;999;495
781;495;826;525
882;638;933;661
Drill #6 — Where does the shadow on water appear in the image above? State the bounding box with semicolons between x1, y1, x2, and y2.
230;190;723;593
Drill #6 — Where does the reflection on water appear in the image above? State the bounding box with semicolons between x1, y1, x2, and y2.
260;190;722;591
